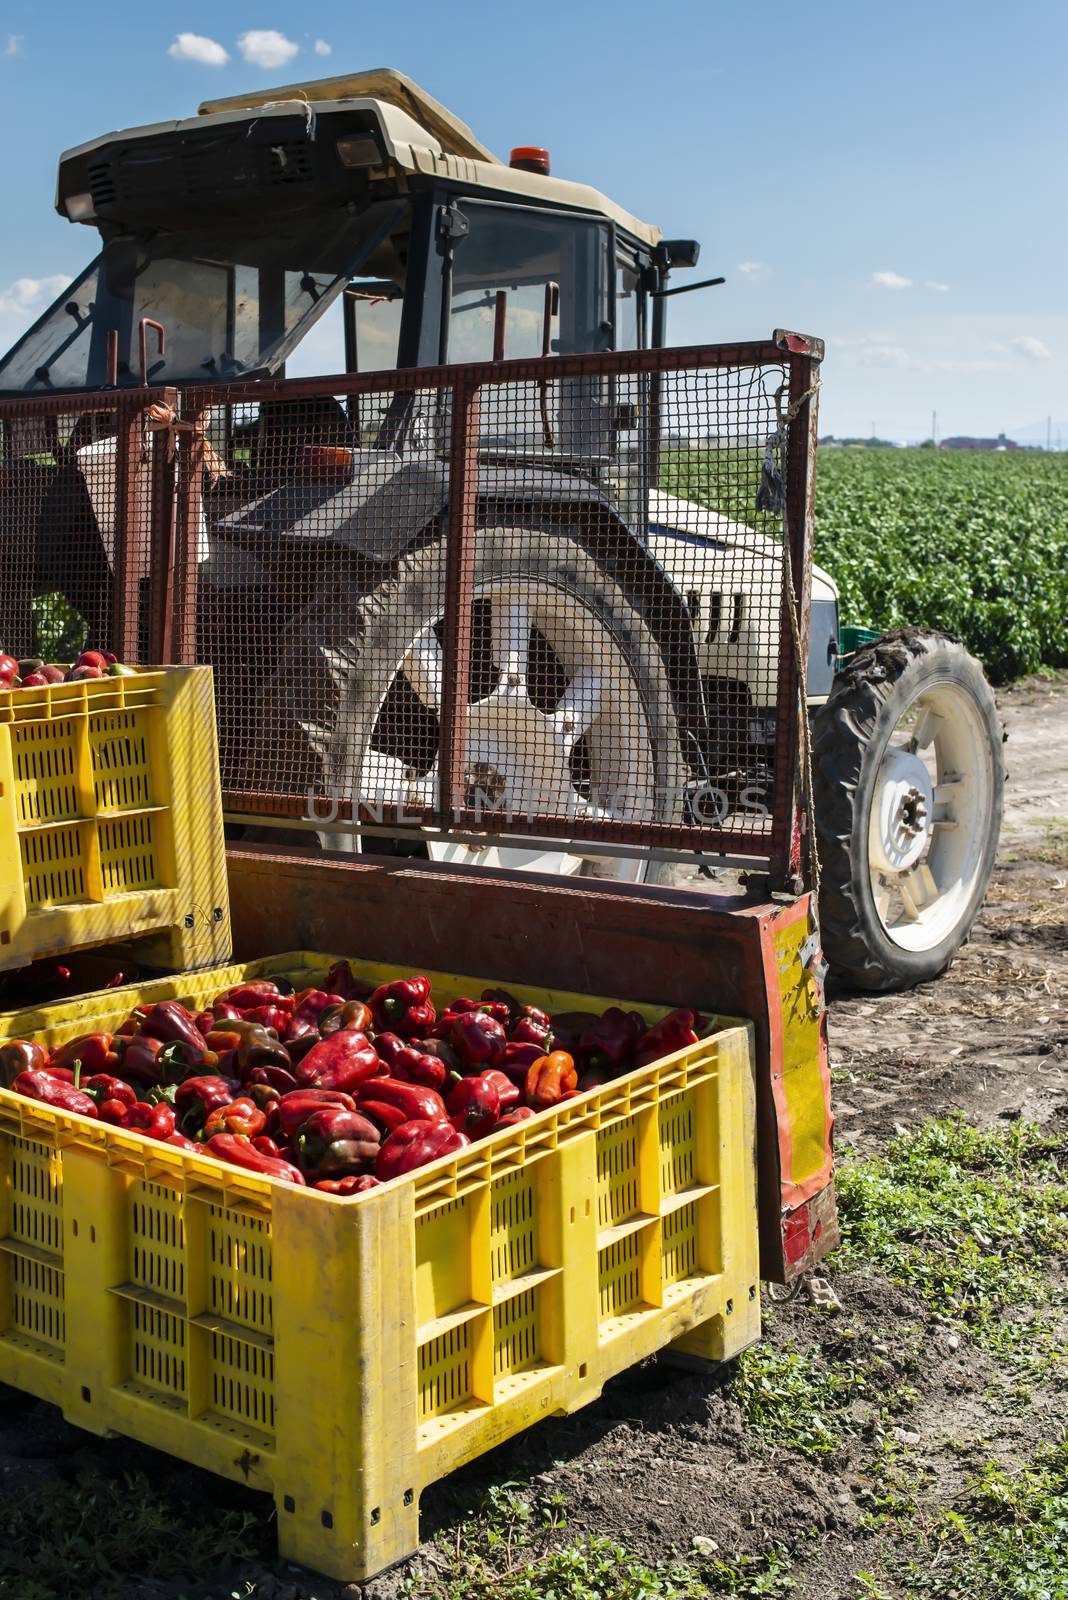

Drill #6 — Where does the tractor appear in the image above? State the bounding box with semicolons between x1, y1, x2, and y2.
0;69;1003;991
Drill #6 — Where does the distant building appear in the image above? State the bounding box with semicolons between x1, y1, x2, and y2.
940;432;1023;451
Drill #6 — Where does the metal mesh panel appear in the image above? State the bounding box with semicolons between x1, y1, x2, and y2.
0;339;819;876
0;391;173;667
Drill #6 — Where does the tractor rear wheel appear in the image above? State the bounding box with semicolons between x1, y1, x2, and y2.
244;524;688;879
812;628;1004;991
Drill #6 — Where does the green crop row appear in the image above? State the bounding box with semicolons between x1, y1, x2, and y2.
812;448;1068;682
662;446;1068;683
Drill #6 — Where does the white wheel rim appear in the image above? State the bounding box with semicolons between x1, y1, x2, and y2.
328;577;661;881
867;678;994;952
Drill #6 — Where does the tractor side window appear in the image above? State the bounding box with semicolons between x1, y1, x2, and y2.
447;203;610;364
616;257;641;350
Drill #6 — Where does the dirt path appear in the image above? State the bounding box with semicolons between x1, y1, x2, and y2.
831;672;1068;1148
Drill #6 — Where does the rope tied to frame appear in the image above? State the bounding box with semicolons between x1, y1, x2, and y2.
756;375;823;903
143;403;230;484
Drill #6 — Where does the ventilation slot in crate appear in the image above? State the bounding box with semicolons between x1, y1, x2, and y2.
490;1169;538;1284
418;1322;472;1422
12;720;80;825
131;1183;186;1302
596;1120;641;1230
90;711;153;812
209;1206;273;1336
659;1092;698;1196
20;824;88;908
493;1287;540;1382
209;1331;276;1438
99;813;160;895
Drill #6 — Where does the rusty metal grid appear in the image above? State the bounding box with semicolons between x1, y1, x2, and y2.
0;338;819;881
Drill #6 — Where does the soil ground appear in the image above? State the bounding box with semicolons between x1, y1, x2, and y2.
0;675;1064;1600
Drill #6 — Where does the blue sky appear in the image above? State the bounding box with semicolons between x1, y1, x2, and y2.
0;0;1064;440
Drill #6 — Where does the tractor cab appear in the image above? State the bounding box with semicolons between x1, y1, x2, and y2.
0;69;678;403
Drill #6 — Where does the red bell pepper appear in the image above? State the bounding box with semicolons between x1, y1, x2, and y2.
98;1098;131;1124
441;995;512;1028
241;1004;291;1035
509;1015;553;1050
203;1097;268;1140
114;1034;166;1087
493;1106;535;1131
376;1119;469;1180
275;1088;357;1140
294;1031;380;1093
12;1070;98;1118
283;989;341;1045
246;1062;299;1095
525;1051;578;1109
252;1135;283;1159
635;1009;709;1067
215;981;296;1014
449;1011;507;1069
193;1010;217;1037
576;1007;647;1072
355;1077;447;1132
499;1040;545;1086
323;961;375;1002
114;1007;149;1039
49;1033;119;1077
205;1132;305;1185
211;1002;243;1023
447;1073;501;1138
139;1002;210;1054
368;976;436;1038
174;1076;235;1137
83;1074;138;1110
208;1021;292;1079
317;998;375;1039
166;1130;200;1152
375;1033;448;1091
314;1174;380;1195
293;1107;381;1179
121;1102;177;1140
545;1011;600;1052
0;1040;49;1086
479;1068;521;1112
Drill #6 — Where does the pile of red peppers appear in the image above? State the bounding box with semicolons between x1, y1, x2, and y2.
0;965;713;1193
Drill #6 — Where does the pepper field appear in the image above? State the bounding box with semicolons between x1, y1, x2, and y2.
666;445;1068;683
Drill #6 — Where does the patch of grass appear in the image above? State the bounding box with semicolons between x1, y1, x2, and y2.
890;1437;1068;1599
1027;815;1068;866
0;1465;259;1599
731;1323;921;1459
836;1117;1068;1363
403;1485;796;1599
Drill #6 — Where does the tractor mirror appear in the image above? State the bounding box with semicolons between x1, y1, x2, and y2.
660;239;701;269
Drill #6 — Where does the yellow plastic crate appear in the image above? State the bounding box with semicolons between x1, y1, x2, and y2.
0;668;230;972
0;952;760;1583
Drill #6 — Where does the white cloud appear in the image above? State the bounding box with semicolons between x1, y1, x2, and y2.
736;260;768;276
0;275;69;315
238;29;299;69
870;270;912;290
3;34;22;57
1011;335;1051;361
168;32;229;66
925;280;949;292
314;38;332;56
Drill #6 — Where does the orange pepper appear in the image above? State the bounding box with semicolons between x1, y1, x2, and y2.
524;1050;578;1110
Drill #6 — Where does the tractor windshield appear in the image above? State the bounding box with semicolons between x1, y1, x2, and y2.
0;199;412;394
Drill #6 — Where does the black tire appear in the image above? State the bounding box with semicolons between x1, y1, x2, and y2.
812;628;1004;992
242;524;688;852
